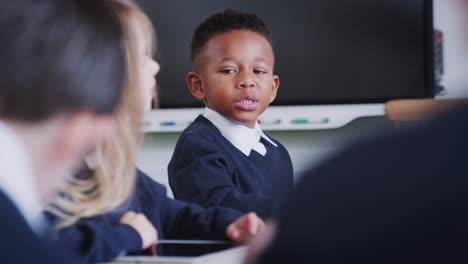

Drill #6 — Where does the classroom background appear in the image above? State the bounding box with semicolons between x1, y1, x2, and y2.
136;0;468;197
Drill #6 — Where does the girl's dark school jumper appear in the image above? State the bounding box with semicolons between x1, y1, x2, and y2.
0;191;79;263
47;169;243;263
168;115;294;218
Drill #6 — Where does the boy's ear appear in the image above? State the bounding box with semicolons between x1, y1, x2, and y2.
51;112;115;165
186;72;205;101
269;75;280;103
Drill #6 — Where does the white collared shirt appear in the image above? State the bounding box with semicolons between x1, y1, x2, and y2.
0;121;46;235
203;107;277;156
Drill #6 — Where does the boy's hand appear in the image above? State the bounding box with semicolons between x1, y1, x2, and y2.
244;221;277;264
226;212;265;243
120;211;158;250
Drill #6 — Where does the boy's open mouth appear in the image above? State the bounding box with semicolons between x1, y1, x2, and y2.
234;97;258;111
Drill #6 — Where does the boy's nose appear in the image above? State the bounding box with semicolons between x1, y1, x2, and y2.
237;73;255;89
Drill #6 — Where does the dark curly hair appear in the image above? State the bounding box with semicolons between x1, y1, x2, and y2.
190;9;273;63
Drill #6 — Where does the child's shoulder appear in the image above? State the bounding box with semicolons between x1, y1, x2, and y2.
180;115;219;136
134;169;168;198
261;133;292;160
176;115;221;145
263;132;285;148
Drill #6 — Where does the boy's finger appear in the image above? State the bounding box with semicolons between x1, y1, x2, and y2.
228;226;240;240
244;212;259;234
249;222;257;235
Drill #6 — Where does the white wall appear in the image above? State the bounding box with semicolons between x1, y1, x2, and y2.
136;0;468;197
434;0;468;98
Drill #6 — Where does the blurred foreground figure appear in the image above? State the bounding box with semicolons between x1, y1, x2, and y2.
254;103;468;264
0;0;126;262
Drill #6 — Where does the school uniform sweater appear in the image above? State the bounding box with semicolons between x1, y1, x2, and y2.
48;169;242;263
168;115;294;218
0;121;78;263
0;191;79;263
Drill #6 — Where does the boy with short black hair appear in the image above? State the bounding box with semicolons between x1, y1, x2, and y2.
168;9;294;218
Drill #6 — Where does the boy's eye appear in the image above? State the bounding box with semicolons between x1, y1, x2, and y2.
253;69;267;74
220;69;236;74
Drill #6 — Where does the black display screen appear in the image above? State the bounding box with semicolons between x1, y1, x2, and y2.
139;0;434;108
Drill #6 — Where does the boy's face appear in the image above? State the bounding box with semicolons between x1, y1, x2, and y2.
188;30;279;128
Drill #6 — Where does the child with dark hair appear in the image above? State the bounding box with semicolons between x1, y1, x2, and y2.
0;0;126;262
168;9;294;218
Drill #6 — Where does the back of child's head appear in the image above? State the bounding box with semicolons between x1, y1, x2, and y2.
0;0;125;122
190;9;273;65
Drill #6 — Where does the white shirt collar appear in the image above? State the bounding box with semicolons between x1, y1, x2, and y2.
203;107;277;156
0;121;46;235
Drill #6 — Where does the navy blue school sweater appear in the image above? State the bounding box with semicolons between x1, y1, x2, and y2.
168;115;294;218
261;105;468;264
48;169;243;263
0;191;79;264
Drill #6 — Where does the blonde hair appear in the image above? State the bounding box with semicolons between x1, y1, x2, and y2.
48;0;155;227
